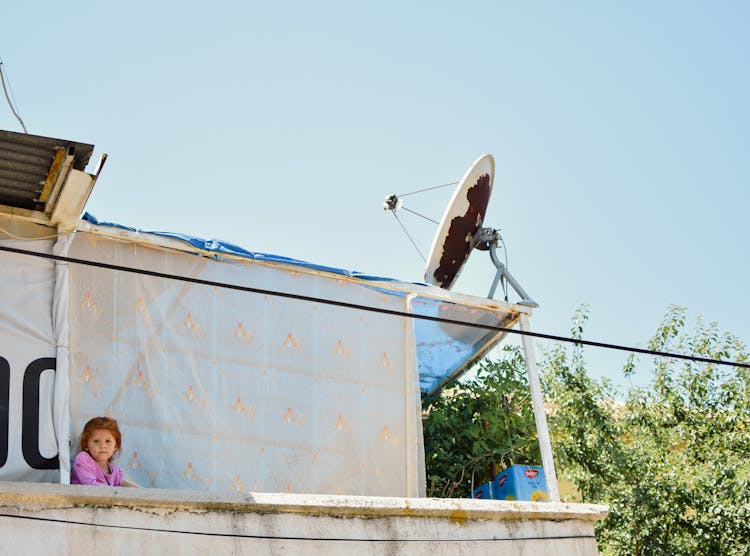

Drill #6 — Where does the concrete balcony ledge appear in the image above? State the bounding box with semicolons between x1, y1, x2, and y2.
0;481;608;555
0;480;607;521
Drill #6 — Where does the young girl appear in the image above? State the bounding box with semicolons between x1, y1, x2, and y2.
71;416;139;487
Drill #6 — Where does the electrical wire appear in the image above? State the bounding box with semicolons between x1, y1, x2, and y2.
4;63;20;115
0;243;747;370
0;512;596;543
0;59;28;133
0;226;65;241
497;230;510;301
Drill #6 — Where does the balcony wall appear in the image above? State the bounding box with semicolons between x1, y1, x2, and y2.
0;481;607;555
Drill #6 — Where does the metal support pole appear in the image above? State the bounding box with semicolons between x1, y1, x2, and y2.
519;314;560;501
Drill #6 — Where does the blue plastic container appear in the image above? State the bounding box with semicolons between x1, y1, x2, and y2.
471;481;493;499
472;465;548;501
492;465;548;501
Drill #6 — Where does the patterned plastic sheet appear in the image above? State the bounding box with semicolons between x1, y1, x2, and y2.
1;216;517;494
68;232;424;496
80;214;516;395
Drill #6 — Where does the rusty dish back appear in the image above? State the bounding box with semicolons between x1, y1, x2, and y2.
424;154;494;290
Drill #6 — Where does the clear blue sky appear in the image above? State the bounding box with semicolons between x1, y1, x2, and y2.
2;2;748;389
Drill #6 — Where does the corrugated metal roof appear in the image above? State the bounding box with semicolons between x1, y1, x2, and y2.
0;129;94;211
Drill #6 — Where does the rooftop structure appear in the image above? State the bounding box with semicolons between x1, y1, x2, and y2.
0;129;606;553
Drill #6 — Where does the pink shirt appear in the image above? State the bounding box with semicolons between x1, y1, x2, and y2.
71;451;123;486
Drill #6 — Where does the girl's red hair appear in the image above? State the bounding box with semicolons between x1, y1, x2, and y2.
79;416;122;460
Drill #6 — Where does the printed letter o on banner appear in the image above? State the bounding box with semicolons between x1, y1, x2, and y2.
0;357;8;468
22;357;58;470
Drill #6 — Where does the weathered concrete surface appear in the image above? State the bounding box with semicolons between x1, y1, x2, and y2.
0;481;607;555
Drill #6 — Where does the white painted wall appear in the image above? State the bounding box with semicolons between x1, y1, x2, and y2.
0;481;607;555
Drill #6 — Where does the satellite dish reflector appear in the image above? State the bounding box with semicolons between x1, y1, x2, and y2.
424;154;494;289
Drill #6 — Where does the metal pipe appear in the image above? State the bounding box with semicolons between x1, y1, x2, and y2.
519;314;560;501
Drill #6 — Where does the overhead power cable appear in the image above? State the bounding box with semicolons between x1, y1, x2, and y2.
0;243;747;370
0;58;27;133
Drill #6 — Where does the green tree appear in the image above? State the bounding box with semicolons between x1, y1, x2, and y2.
422;305;750;555
545;305;750;555
422;345;541;498
543;305;628;505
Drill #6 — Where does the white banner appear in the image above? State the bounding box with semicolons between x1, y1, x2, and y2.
0;239;60;482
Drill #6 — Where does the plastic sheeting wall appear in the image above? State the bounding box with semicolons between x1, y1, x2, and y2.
0;238;59;482
67;232;425;497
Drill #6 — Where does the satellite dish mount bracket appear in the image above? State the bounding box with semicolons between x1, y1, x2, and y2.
473;227;538;307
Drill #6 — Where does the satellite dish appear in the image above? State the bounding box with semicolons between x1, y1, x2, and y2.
424;154;494;290
383;154;537;306
423;154;538;307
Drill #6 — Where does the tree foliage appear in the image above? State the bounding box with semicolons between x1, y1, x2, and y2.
422;345;541;498
423;305;750;555
549;305;750;555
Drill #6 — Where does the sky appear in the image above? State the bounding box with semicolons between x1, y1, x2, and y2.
2;1;748;389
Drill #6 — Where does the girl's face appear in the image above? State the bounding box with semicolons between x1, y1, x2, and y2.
86;428;117;469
